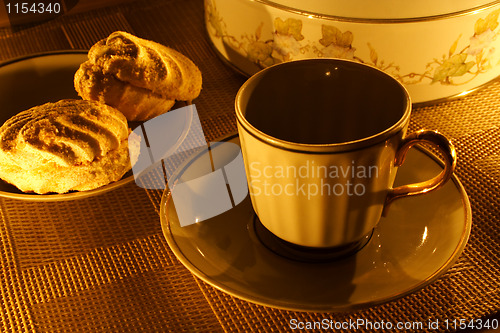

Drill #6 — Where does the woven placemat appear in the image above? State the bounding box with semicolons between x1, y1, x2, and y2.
123;1;500;331
0;0;498;332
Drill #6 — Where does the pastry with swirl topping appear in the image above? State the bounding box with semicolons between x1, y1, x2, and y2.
74;31;202;121
0;99;134;194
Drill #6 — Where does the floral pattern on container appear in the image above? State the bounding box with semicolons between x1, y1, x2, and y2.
205;0;500;86
430;8;500;85
317;25;356;60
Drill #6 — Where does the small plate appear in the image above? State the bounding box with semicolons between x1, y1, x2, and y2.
0;51;135;201
160;133;472;312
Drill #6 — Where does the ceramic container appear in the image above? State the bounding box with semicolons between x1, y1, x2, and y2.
205;0;500;104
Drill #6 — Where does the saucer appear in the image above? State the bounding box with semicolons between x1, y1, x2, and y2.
0;51;135;201
160;133;471;312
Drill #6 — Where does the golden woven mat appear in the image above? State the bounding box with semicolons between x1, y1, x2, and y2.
0;0;498;331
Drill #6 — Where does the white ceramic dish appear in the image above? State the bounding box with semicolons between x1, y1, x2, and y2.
160;133;471;312
0;52;135;201
205;0;500;104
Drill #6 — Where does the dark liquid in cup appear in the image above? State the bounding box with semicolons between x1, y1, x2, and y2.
244;60;408;144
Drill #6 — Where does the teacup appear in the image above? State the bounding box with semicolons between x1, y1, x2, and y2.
235;59;456;249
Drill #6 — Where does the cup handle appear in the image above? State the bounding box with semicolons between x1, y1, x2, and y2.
382;130;457;216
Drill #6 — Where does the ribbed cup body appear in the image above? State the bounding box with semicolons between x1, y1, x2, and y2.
238;122;406;247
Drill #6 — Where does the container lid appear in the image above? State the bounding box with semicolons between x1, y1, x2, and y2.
260;0;500;21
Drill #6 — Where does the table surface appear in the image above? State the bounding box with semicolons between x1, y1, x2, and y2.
0;0;499;332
